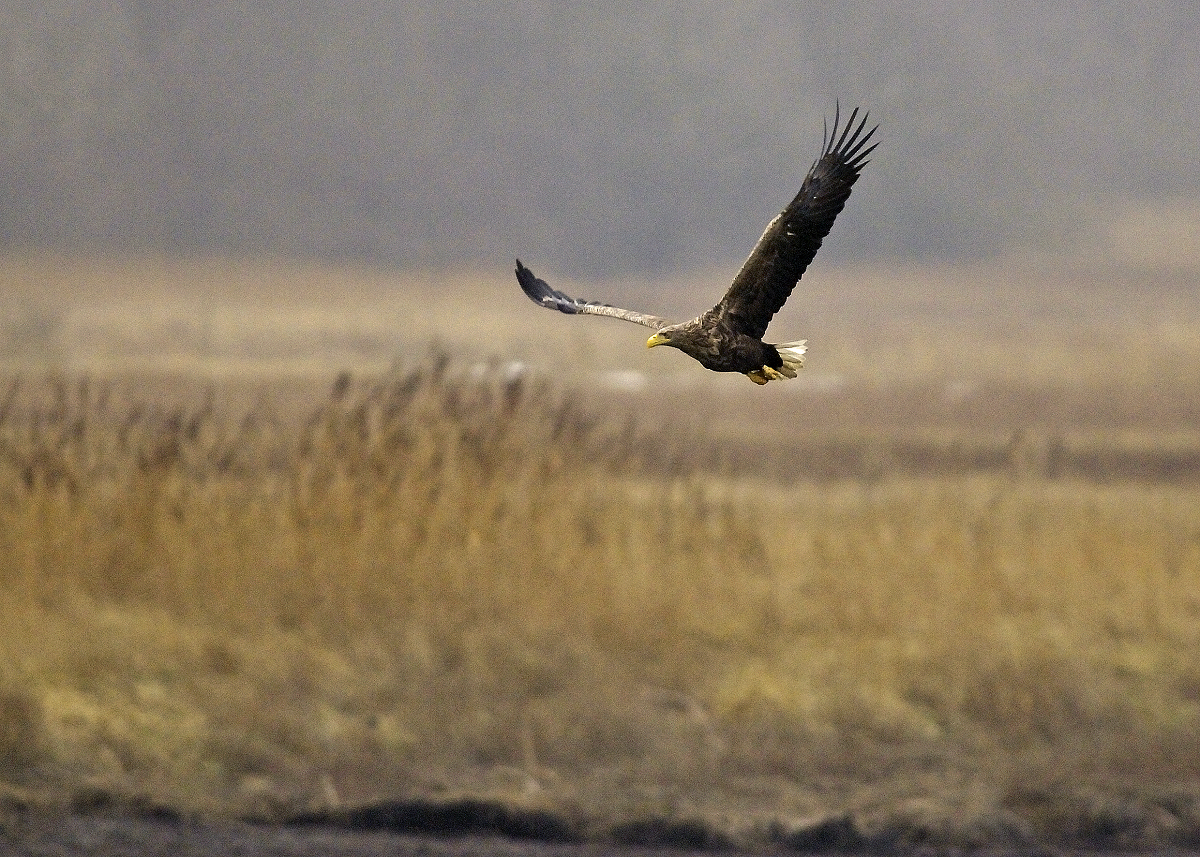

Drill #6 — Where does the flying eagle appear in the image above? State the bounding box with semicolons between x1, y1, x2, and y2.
515;107;877;384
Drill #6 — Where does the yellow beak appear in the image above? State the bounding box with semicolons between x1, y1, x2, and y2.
646;332;668;348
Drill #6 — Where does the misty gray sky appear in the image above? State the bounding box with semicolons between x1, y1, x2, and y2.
2;1;1198;277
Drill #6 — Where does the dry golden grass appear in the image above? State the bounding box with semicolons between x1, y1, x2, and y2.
2;253;1200;847
0;358;1199;847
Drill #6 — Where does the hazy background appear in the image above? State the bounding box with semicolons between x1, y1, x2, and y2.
2;1;1199;279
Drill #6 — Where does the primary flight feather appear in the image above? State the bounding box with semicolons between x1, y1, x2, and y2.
515;106;877;384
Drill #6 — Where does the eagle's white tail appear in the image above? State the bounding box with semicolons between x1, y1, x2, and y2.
775;340;807;377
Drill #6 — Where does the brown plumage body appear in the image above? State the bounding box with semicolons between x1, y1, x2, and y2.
515;107;877;384
648;313;781;374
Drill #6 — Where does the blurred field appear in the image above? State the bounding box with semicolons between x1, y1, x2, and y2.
1;254;1200;848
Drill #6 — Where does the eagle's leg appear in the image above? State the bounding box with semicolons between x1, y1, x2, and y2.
746;365;798;384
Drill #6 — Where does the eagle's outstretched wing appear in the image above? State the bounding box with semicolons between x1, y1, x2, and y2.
515;259;669;330
714;106;877;340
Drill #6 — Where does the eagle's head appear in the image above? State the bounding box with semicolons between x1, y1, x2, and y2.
646;325;682;349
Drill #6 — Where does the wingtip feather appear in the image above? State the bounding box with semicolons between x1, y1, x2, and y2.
820;105;878;172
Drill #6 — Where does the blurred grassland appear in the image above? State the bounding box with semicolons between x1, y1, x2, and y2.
1;255;1200;847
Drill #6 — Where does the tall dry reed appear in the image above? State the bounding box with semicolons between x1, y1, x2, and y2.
0;359;1198;845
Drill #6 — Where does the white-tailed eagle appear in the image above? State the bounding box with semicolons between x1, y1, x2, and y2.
515;106;876;384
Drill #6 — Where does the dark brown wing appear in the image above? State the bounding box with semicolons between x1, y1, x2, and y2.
515;259;670;330
713;106;877;340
